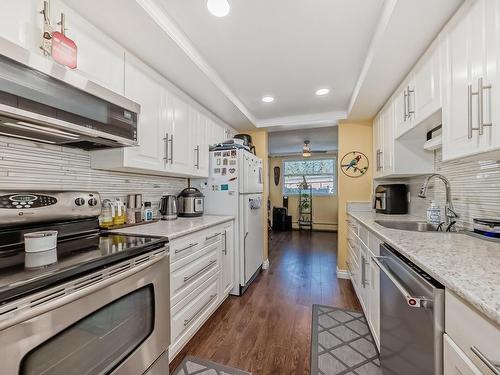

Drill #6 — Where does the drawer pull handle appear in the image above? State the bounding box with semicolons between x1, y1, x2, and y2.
183;293;217;327
175;243;198;254
183;260;217;283
205;232;221;241
471;346;500;375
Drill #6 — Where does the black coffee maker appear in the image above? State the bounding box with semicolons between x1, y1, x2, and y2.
373;184;408;214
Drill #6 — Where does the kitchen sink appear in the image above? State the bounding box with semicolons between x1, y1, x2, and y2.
374;220;440;232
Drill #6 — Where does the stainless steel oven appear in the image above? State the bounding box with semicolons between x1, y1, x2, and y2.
0;246;170;375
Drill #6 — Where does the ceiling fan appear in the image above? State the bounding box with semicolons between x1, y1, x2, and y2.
302;140;328;157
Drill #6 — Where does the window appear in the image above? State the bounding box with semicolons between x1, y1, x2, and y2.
283;159;336;196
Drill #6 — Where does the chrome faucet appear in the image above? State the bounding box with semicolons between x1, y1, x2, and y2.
418;174;459;229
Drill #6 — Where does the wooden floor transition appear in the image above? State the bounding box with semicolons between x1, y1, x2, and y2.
169;230;361;374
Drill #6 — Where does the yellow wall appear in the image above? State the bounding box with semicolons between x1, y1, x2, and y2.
337;120;373;270
269;156;338;231
247;130;269;262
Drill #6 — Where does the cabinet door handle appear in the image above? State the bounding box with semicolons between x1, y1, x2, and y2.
222;232;227;255
407;86;415;117
194;145;200;169
174;242;198;254
169;135;174;163
478;77;492;135
163;133;169;163
468;83;480;139
378;150;383;170
183;293;217;327
183;259;217;283
470;346;500;375
403;89;408;121
361;256;369;287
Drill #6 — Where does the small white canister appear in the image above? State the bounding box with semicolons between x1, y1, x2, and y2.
24;231;58;253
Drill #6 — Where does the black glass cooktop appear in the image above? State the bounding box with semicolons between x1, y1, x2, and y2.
0;228;167;305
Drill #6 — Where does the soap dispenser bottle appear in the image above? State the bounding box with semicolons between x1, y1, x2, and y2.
426;201;441;225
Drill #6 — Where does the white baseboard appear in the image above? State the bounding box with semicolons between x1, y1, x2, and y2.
336;266;349;279
262;259;270;270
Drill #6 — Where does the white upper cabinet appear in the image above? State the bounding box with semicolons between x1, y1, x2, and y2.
382;101;395;175
412;45;442;126
91;54;230;178
394;45;441;139
168;96;193;175
122;54;164;171
190;110;210;177
442;0;500;161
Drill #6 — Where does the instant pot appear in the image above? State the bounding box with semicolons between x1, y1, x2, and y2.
177;187;204;217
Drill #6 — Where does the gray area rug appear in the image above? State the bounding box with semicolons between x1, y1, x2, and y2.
311;304;381;375
173;356;251;375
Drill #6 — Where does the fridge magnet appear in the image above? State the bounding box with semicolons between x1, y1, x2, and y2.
229;160;237;165
231;150;237;157
223;159;228;166
214;152;222;157
223;151;230;157
216;159;221;166
222;168;227;175
229;168;236;174
340;151;369;178
214;168;220;174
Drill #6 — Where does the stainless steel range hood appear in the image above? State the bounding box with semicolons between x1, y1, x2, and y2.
0;37;140;150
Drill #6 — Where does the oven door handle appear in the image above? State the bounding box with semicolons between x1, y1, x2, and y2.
372;256;432;309
0;247;168;331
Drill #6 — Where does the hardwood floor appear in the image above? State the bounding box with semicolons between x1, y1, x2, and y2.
169;230;361;374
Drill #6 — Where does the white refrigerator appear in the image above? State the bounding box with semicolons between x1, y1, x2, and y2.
203;148;264;295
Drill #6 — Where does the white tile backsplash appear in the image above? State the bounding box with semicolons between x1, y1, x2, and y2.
383;149;500;229
0;136;187;213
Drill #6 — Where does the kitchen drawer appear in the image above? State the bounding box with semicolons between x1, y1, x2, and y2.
170;225;223;263
346;217;359;235
347;229;359;248
368;232;382;257
358;225;369;247
171;242;219;305
445;290;500;375
347;237;359;265
170;272;220;359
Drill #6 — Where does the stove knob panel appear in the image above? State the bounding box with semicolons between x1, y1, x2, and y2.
88;198;98;207
75;198;86;206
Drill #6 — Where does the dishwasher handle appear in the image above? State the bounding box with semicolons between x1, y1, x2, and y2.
372;256;432;309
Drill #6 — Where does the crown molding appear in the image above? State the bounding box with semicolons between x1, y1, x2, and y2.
136;0;257;125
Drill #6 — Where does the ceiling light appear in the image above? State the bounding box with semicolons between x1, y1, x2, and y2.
302;140;311;158
262;96;274;103
316;88;330;96
207;0;230;17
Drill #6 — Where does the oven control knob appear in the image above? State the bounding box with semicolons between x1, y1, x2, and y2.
88;198;98;207
75;198;86;206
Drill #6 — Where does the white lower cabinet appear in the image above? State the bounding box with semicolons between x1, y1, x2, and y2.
346;216;380;350
445;290;500;375
168;221;234;361
444;334;483;375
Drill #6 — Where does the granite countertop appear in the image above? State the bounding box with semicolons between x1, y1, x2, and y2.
348;211;500;327
109;215;234;240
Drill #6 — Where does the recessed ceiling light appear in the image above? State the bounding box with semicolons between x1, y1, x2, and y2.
207;0;230;17
316;88;330;96
262;96;274;103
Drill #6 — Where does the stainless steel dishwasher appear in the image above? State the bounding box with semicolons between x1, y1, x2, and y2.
372;244;444;375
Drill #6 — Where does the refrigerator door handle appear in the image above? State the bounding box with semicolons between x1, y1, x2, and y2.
243;231;249;282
